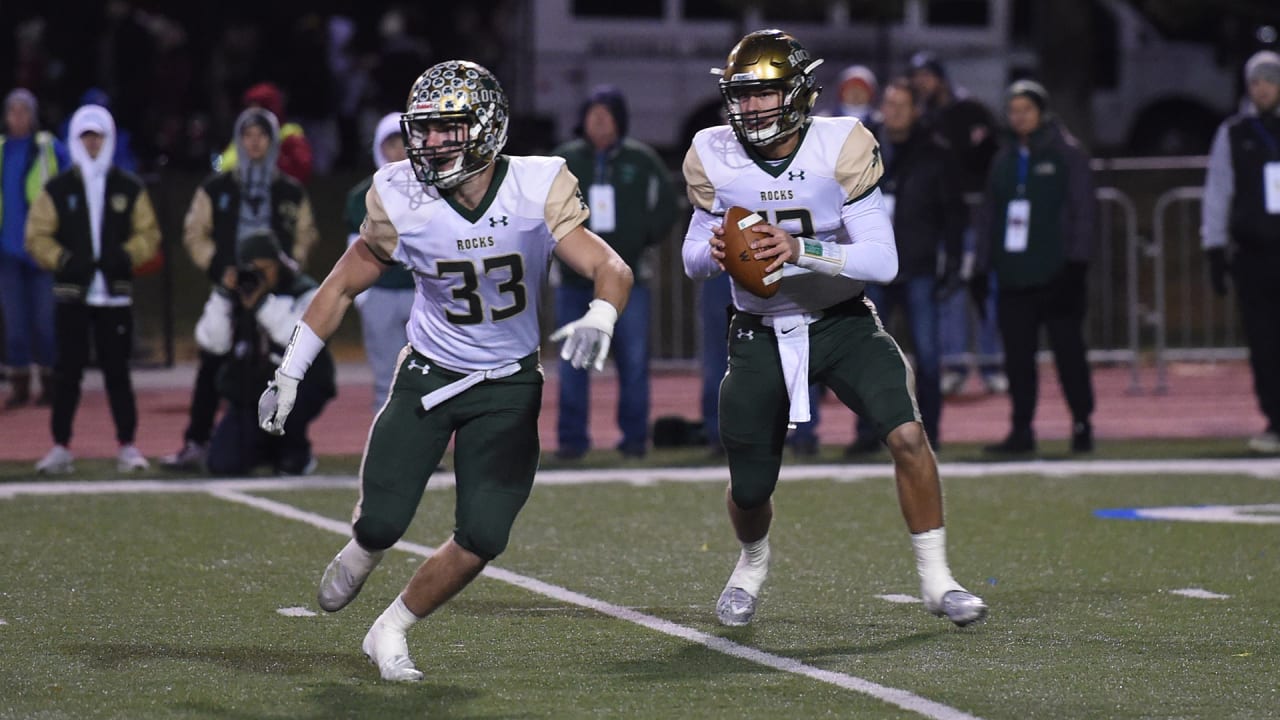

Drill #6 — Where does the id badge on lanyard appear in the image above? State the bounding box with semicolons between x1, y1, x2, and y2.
1005;199;1031;253
588;184;617;233
1265;162;1280;215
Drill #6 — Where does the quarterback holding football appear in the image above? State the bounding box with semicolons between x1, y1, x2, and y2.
681;29;987;628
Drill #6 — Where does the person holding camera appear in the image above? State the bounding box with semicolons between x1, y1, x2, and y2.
161;106;319;470
196;230;333;475
25;104;159;473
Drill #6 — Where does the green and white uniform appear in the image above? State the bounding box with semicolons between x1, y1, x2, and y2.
682;117;919;509
355;155;588;559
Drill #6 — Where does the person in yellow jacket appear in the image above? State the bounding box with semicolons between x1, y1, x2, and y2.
1;88;68;409
25;104;160;473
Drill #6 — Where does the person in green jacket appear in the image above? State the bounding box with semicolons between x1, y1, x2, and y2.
551;85;677;459
976;80;1097;454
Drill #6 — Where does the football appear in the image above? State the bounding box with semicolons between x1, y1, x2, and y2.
721;206;782;298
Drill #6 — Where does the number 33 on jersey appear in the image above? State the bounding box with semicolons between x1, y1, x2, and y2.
363;155;589;371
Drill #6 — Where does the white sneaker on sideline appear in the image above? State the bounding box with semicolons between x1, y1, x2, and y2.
1247;432;1280;454
117;444;150;472
983;372;1010;394
940;371;966;396
35;445;74;474
362;621;424;682
159;440;207;470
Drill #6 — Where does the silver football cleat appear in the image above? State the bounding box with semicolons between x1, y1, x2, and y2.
936;590;988;627
716;586;758;627
362;621;424;682
317;550;374;612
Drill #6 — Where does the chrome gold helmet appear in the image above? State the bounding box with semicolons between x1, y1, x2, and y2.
714;30;824;146
402;60;509;189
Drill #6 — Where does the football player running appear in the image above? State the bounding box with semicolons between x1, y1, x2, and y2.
257;61;632;681
681;30;987;628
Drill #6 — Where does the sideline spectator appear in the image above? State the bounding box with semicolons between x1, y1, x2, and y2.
199;231;333;474
1;88;68;409
345;112;413;411
552;85;677;459
1202;50;1280;454
217;82;314;184
25;104;160;473
976;80;1097;454
160;107;318;470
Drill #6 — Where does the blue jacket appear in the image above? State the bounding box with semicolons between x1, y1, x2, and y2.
1;131;69;262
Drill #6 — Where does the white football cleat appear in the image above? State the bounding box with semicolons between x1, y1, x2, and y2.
924;588;988;627
362;621;424;682
35;445;74;474
317;543;383;612
715;586;758;627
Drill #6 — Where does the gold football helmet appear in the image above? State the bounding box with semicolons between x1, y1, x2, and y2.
714;29;824;146
401;61;510;189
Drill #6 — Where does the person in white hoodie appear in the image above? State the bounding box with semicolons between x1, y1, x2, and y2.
344;112;414;411
25;104;161;473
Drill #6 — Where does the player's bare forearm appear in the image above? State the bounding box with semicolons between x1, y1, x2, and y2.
301;239;386;339
592;256;634;315
555;225;633;314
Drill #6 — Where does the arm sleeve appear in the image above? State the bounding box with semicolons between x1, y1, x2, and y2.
835;123;885;203
24;191;65;271
1201;123;1232;251
124;189;162;268
837;188;898;283
360;183;400;262
256;288;318;346
544;164;591;240
1063;142;1097;264
183;187;215;272
290;195;319;269
194;290;235;355
681;207;724;280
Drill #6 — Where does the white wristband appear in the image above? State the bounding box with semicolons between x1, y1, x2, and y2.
583;298;619;329
794;239;846;277
278;322;324;379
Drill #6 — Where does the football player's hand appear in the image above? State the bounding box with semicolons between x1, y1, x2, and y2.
709;224;727;270
258;369;301;435
750;223;799;273
550;299;618;372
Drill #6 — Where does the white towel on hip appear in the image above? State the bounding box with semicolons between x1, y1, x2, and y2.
764;313;820;424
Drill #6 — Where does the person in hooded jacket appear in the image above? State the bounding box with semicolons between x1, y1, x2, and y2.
24;104;160;473
160;106;319;470
345;112;414;411
217;82;314;184
551;85;678;459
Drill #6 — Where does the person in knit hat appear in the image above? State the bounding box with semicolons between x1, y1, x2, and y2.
551;84;677;460
0;87;69;409
216;82;314;184
1201;49;1280;454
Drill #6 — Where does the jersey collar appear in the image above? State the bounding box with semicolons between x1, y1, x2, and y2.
444;155;510;224
742;123;810;178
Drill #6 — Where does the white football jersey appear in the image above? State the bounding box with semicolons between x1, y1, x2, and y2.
366;155;589;371
684;116;883;315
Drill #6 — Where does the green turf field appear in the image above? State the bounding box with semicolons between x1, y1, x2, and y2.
2;459;1278;719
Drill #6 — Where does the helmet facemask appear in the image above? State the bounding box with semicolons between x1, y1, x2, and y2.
402;61;510;190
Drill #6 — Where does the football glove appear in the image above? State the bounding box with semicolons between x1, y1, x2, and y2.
550;299;618;372
258;369;301;435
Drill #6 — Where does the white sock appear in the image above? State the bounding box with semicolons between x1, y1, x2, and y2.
376;595;420;633
726;536;771;597
911;528;963;602
341;539;384;576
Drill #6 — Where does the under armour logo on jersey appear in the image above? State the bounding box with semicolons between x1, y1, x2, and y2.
787;170;805;181
407;360;430;375
488;215;509;227
736;329;754;341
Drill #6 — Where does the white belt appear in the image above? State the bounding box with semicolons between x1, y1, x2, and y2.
763;312;822;424
420;361;522;411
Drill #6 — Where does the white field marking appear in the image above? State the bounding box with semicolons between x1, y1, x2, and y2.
208;488;982;720
5;457;1280;500
277;606;318;617
877;594;921;604
1131;504;1280;525
1170;588;1231;600
0;619;7;625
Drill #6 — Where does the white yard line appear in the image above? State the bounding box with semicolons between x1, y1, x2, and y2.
208;487;982;720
